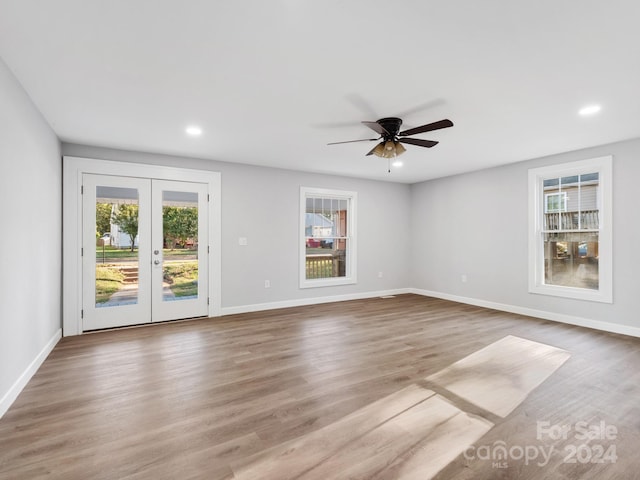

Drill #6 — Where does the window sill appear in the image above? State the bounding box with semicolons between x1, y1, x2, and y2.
529;284;612;304
300;277;356;289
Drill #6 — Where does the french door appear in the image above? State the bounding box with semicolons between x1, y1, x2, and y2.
82;174;209;330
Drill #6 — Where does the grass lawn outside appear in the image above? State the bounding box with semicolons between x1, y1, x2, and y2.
164;261;198;297
95;266;125;303
94;258;197;301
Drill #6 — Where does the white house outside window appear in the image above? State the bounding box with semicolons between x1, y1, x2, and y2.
300;187;357;288
528;156;612;303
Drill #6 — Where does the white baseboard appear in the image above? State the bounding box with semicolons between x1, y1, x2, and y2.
410;288;640;338
221;288;411;316
0;328;61;419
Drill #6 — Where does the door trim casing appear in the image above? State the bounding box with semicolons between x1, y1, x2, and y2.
63;156;222;336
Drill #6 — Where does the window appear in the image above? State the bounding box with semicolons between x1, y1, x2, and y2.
300;187;357;288
528;156;612;302
544;192;567;213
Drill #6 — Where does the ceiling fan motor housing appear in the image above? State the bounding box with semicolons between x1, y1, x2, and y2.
377;117;403;139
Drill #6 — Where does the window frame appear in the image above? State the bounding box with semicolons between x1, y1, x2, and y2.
299;186;357;288
528;156;612;303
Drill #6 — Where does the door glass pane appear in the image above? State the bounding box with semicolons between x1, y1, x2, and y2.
162;191;198;301
95;186;139;307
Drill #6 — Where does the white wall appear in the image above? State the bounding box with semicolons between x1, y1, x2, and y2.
61;144;412;312
0;58;61;416
410;137;640;332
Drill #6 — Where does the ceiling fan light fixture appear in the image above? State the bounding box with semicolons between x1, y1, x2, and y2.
372;142;386;157
371;140;407;158
382;147;395;159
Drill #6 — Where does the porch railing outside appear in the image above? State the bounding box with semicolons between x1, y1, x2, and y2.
306;253;344;279
544;210;598;230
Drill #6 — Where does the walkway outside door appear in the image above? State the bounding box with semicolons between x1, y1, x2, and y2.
82;174;209;330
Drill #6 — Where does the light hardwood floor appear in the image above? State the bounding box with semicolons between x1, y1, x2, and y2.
1;294;639;479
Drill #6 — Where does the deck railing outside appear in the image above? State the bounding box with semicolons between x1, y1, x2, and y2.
544;210;599;230
306;253;344;279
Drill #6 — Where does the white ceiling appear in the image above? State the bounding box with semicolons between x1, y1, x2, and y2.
1;1;640;183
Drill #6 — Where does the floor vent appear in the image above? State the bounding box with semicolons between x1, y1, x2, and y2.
380;295;396;299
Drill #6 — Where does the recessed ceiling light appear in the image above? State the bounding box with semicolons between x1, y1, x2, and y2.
392;160;403;168
185;126;202;136
578;105;601;116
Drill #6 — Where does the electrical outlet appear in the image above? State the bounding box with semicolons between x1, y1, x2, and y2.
461;274;468;283
264;280;270;288
238;237;248;246
378;271;383;278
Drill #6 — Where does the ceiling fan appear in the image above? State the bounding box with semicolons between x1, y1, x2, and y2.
328;117;454;158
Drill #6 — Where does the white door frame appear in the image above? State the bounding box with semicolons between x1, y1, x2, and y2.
63;156;222;336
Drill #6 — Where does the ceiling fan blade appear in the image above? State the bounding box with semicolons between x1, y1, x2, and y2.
362;121;390;136
327;138;378;145
398;138;439;148
345;93;379;119
393;99;445;119
398;119;453;137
